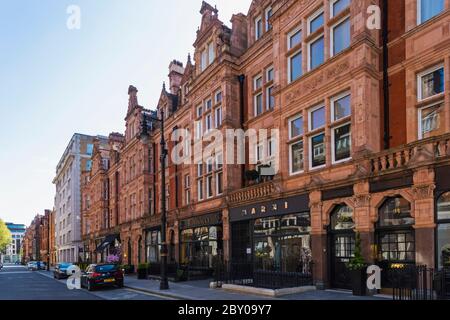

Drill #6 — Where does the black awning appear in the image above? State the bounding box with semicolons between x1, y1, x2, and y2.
94;234;119;253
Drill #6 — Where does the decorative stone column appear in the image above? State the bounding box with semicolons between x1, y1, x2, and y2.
310;190;327;289
353;181;375;263
412;167;436;268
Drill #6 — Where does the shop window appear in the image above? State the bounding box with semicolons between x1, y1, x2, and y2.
146;230;161;263
253;213;312;273
180;226;223;268
437;192;450;268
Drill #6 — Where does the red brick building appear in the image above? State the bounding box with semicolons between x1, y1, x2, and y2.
81;0;450;290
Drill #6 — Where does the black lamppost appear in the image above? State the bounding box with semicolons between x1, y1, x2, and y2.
140;108;169;290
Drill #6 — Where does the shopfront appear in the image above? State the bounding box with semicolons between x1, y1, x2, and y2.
229;194;312;274
94;234;121;263
179;212;223;269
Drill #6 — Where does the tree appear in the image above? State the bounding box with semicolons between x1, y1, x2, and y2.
0;219;12;254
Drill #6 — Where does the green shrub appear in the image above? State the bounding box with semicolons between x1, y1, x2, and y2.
347;232;367;271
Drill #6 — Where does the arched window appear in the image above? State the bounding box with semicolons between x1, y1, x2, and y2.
377;197;414;227
437;192;450;268
330;205;354;230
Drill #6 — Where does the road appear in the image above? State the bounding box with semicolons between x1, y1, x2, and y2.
0;264;169;300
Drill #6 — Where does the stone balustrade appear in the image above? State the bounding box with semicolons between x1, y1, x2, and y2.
229;181;276;204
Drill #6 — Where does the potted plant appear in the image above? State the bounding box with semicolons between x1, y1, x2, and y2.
137;263;148;279
347;232;367;296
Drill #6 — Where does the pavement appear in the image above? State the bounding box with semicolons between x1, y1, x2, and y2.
122;275;391;300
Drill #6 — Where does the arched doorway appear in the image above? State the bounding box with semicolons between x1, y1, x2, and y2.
376;196;415;267
328;204;355;289
437;192;450;269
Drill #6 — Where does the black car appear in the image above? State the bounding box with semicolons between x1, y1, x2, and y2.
81;264;124;291
53;262;73;279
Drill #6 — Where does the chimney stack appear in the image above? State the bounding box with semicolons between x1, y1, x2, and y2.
168;60;185;95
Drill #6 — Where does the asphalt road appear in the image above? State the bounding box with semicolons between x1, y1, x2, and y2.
0;264;168;300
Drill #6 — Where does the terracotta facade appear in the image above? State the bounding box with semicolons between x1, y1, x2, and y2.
80;0;450;289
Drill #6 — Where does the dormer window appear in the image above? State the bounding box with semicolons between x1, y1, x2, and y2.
255;16;263;40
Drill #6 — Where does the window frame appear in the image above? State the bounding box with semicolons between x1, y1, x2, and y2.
289;139;305;175
330;0;350;18
330;15;351;57
287;26;302;50
307;7;324;35
308;104;326;131
309;131;326;170
214;106;223;128
417;64;445;102
265;6;273;31
288;49;303;83
417;0;445;25
418;100;444;139
331;122;352;164
308;33;325;71
254;92;263;117
289;114;304;140
330;91;351;122
255;15;263;40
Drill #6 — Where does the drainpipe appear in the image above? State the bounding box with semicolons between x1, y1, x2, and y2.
238;74;246;187
382;0;390;150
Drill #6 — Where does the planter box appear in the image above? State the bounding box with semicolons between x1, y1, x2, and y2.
351;269;367;296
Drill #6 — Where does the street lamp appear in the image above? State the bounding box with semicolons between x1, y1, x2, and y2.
140;108;169;290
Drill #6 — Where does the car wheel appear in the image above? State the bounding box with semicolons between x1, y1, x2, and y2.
87;281;94;291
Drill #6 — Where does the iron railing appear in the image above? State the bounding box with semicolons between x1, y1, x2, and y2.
215;261;313;290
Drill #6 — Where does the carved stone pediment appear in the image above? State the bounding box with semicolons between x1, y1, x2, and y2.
408;144;435;166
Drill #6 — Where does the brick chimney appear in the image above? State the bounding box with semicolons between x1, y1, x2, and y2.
127;85;138;114
168;60;185;95
231;13;248;56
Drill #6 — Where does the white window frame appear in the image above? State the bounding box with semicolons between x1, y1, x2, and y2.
254;74;263;90
265;6;273;31
287;26;302;50
307;7;324;35
201;49;207;71
308;33;325;71
255;16;263;40
330;91;351;122
215;152;223;170
417;64;445;102
330;0;350;18
206;175;213;199
309;132;327;170
331;122;352;164
205;114;212;133
289;139;305;175
206;157;214;174
205;98;212;110
266;66;274;82
208;42;215;65
197;179;204;201
417;0;445;25
214;107;222;128
288;49;302;83
418;101;444;139
308;104;326;131
215;171;223;195
196;105;203;118
330;15;351;57
197;163;203;177
266;85;274;110
195;120;203;139
254;92;263;117
215;91;222;104
289;115;304;140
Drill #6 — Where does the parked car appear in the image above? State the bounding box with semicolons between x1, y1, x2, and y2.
38;261;47;270
27;261;38;271
54;262;73;279
81;264;124;291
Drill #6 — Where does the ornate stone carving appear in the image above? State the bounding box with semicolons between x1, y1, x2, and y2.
412;184;435;200
352;194;371;207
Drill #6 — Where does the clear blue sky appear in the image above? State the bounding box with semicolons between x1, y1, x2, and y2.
0;0;251;225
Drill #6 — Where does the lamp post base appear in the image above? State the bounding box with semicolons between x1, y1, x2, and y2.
160;279;169;290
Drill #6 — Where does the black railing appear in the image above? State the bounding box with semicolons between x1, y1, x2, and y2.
388;265;436;300
435;267;450;300
215;261;313;290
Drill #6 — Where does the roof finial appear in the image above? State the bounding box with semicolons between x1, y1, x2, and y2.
162;81;166;91
187;53;192;64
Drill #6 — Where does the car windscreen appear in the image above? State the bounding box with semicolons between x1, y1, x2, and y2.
95;265;117;272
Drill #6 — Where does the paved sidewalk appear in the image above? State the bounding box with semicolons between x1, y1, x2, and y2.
123;276;391;300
